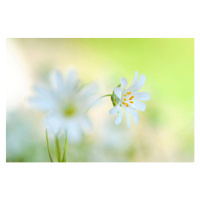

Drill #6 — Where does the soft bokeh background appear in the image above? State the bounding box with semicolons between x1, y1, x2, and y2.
6;38;194;162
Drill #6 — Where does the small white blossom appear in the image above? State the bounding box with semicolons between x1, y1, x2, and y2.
30;69;97;142
110;71;150;127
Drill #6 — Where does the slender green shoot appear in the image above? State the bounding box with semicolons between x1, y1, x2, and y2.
62;133;68;162
46;130;53;162
55;136;61;162
85;94;112;113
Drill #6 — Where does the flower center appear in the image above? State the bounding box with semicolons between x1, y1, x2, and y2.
121;91;134;107
63;103;77;117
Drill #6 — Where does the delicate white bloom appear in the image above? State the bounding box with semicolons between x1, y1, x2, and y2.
110;71;150;128
30;69;97;142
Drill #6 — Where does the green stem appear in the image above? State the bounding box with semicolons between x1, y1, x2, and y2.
55;136;61;162
62;133;68;162
46;130;53;162
85;94;112;113
99;94;112;98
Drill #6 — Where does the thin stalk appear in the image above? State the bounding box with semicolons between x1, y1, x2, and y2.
55;136;61;162
62;133;68;162
46;130;53;162
85;94;112;113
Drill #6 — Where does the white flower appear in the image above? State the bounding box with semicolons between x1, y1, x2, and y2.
109;71;150;128
30;69;97;142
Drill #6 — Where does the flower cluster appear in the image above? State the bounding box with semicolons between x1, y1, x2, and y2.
30;68;150;162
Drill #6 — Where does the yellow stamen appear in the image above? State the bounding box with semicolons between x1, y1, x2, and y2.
126;103;129;107
124;94;127;97
127;92;131;95
131;96;134;98
122;102;125;105
124;98;127;101
129;97;132;100
130;101;133;103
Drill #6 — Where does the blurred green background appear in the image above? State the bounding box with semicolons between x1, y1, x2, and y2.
6;38;194;162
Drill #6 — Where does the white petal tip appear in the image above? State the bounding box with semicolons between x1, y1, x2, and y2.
120;77;128;89
141;74;146;81
146;94;150;100
140;103;147;112
141;107;146;112
115;117;122;125
109;104;120;115
109;109;115;115
114;120;120;125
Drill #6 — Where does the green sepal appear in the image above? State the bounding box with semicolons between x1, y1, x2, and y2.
111;84;121;106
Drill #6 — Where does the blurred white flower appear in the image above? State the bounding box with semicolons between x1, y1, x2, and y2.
110;71;150;128
30;69;97;142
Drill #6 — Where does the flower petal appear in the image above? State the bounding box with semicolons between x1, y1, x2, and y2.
127;71;138;90
29;97;55;111
133;92;150;101
109;104;120;115
126;107;139;124
129;74;146;92
50;70;65;91
132;71;139;86
130;100;146;111
33;85;54;98
122;105;131;128
45;113;63;134
66;70;79;89
80;115;92;130
115;107;123;125
114;87;122;99
120;77;128;89
65;120;82;142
